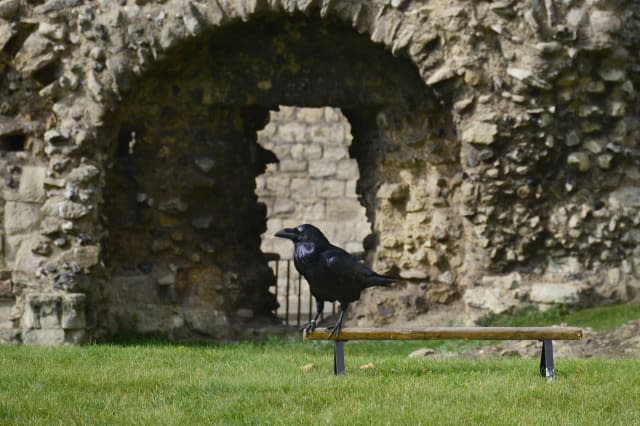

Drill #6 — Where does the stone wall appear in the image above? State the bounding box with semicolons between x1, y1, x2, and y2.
257;106;369;259
0;0;638;343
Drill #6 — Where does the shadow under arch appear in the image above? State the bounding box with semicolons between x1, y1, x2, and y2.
98;12;453;340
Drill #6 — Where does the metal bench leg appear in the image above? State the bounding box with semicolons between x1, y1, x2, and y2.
540;339;554;381
334;340;345;376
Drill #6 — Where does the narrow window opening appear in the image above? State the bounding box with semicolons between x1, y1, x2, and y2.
256;106;370;324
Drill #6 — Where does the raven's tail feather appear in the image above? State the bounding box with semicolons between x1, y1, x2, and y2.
366;273;398;287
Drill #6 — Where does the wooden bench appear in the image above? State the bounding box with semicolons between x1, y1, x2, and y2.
304;326;583;380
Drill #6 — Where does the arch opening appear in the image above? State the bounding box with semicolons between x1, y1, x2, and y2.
99;13;451;339
256;106;370;322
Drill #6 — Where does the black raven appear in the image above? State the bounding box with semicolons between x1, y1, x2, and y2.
275;224;396;338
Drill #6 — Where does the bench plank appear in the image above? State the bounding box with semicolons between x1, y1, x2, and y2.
304;326;583;341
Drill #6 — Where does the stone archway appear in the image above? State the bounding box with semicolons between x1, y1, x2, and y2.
94;12;447;340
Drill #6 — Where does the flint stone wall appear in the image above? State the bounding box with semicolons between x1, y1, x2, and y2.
0;0;638;343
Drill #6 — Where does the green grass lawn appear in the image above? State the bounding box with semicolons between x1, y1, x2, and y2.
0;304;639;425
479;302;640;331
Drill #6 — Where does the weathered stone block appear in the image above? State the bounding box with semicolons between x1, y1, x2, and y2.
595;267;628;300
567;152;591;172
58;245;100;269
609;187;640;209
303;144;322;159
296;107;325;122
13;234;48;272
316;180;344;198
308;126;330;144
61;294;86;329
297;201;325;221
308;159;337;177
0;299;14;328
276;106;297;121
588;10;622;48
463;286;522;315
18;166;47;203
376;183;408;201
278;122;306;142
426;66;455;85
324;107;342;122
42;197;92;219
0;0;20;20
530;283;581;305
272;198;296;215
183;307;229;337
288;143;305;160
323;146;348;161
400;269;429;280
279;159;308;172
327;198;365;221
14;33;58;75
290;177;317;198
24;293;62;329
265;175;290;195
345;180;358;199
66;164;100;184
4;202;42;235
22;329;65;345
480;272;522;290
335;160;359;180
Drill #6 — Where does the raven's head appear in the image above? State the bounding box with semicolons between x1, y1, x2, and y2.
274;224;330;246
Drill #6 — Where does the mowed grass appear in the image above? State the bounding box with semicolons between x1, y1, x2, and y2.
479;302;640;331
0;304;638;425
1;341;639;425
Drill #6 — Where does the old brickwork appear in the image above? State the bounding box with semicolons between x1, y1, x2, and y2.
256;106;369;319
0;0;638;343
257;106;369;259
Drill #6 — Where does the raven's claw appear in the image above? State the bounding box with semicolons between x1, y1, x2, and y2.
326;324;342;339
301;320;317;335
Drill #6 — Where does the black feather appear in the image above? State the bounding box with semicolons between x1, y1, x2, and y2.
275;223;397;337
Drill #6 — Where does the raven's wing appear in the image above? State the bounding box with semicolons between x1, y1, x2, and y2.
321;247;395;288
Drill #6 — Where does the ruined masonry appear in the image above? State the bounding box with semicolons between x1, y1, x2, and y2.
0;0;639;344
256;106;370;318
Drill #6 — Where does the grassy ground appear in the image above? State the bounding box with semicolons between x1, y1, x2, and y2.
478;302;640;331
0;304;638;425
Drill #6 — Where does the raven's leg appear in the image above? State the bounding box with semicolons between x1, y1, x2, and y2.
301;299;324;334
327;303;349;339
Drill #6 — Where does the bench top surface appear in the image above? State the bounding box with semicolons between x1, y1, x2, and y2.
304;326;583;341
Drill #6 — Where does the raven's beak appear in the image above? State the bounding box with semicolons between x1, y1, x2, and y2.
275;227;298;240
